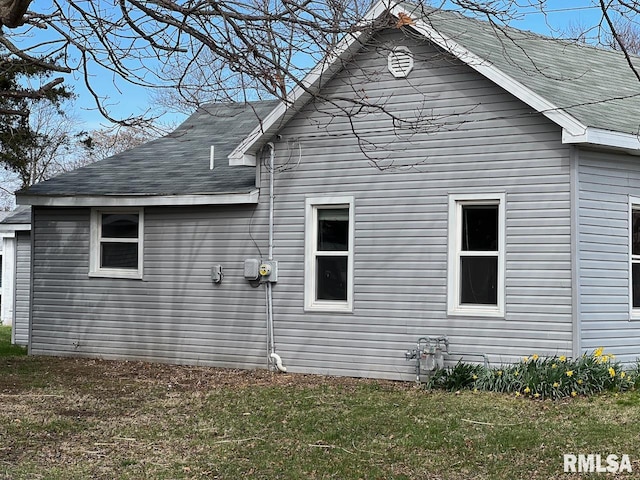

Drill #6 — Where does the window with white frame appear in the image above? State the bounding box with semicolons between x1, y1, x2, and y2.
90;209;143;279
305;196;354;312
448;194;505;317
630;200;640;317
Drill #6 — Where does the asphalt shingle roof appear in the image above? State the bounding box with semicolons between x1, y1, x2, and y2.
20;101;279;198
0;205;31;225
19;6;640;201
405;3;640;136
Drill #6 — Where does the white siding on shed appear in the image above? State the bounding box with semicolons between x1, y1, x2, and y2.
13;231;30;346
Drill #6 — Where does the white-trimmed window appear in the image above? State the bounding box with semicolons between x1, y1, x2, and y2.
305;196;354;312
630;198;640;318
448;194;505;317
90;209;144;279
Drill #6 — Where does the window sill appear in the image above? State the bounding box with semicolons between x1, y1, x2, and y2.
305;301;353;313
448;305;504;318
89;269;143;280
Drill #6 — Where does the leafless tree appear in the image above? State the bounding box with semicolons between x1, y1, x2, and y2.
2;0;640;171
75;125;158;165
0;102;158;209
0;0;378;125
2;2;640;116
563;16;640;56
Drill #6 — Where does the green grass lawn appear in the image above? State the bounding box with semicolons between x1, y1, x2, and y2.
0;325;27;357
1;338;639;478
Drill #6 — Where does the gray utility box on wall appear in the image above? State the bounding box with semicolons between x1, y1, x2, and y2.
244;259;278;283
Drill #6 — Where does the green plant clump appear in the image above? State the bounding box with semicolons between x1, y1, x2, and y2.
427;348;636;400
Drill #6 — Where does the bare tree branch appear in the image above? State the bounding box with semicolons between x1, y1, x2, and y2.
0;0;29;28
600;0;640;81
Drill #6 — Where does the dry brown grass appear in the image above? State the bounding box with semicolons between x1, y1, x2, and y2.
1;355;640;479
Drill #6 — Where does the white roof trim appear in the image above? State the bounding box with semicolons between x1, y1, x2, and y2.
405;10;640;152
0;225;30;233
228;0;640;160
562;127;640;153
403;10;587;136
18;190;259;207
228;0;391;167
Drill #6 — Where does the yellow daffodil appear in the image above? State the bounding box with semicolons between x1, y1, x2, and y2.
524;386;531;394
514;370;519;377
523;356;529;363
601;355;610;363
566;370;574;377
571;391;577;397
609;367;616;378
621;371;627;379
497;370;503;376
559;355;567;362
553;382;559;388
532;354;539;361
515;391;521;397
551;364;557;369
594;347;604;357
577;379;583;385
534;393;541;398
472;374;478;380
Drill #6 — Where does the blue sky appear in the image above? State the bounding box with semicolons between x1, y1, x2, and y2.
61;0;605;129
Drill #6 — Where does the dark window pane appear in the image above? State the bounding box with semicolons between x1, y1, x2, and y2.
462;205;498;251
633;210;640;256
102;214;139;239
317;208;348;251
101;242;138;269
460;256;497;305
316;256;347;301
633;263;640;308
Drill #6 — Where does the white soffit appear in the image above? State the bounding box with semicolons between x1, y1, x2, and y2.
18;190;260;207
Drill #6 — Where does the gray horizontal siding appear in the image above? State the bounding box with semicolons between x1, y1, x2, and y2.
29;206;270;369
577;150;640;362
12;231;30;346
260;29;573;380
30;29;575;380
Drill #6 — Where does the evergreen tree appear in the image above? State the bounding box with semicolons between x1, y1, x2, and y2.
0;51;72;187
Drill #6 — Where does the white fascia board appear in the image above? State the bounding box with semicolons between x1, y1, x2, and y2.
18;190;259;207
402;8;640;153
562;127;640;153
403;12;588;137
0;225;30;233
227;1;391;166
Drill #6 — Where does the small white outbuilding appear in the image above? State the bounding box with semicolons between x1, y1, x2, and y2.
0;206;31;346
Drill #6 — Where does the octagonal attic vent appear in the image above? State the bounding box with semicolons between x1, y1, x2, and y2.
388;46;414;78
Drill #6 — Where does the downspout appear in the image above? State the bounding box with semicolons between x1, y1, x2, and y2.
266;142;287;372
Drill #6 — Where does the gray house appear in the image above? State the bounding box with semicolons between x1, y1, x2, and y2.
15;1;640;380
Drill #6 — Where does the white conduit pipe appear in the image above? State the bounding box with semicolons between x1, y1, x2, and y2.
266;142;286;373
